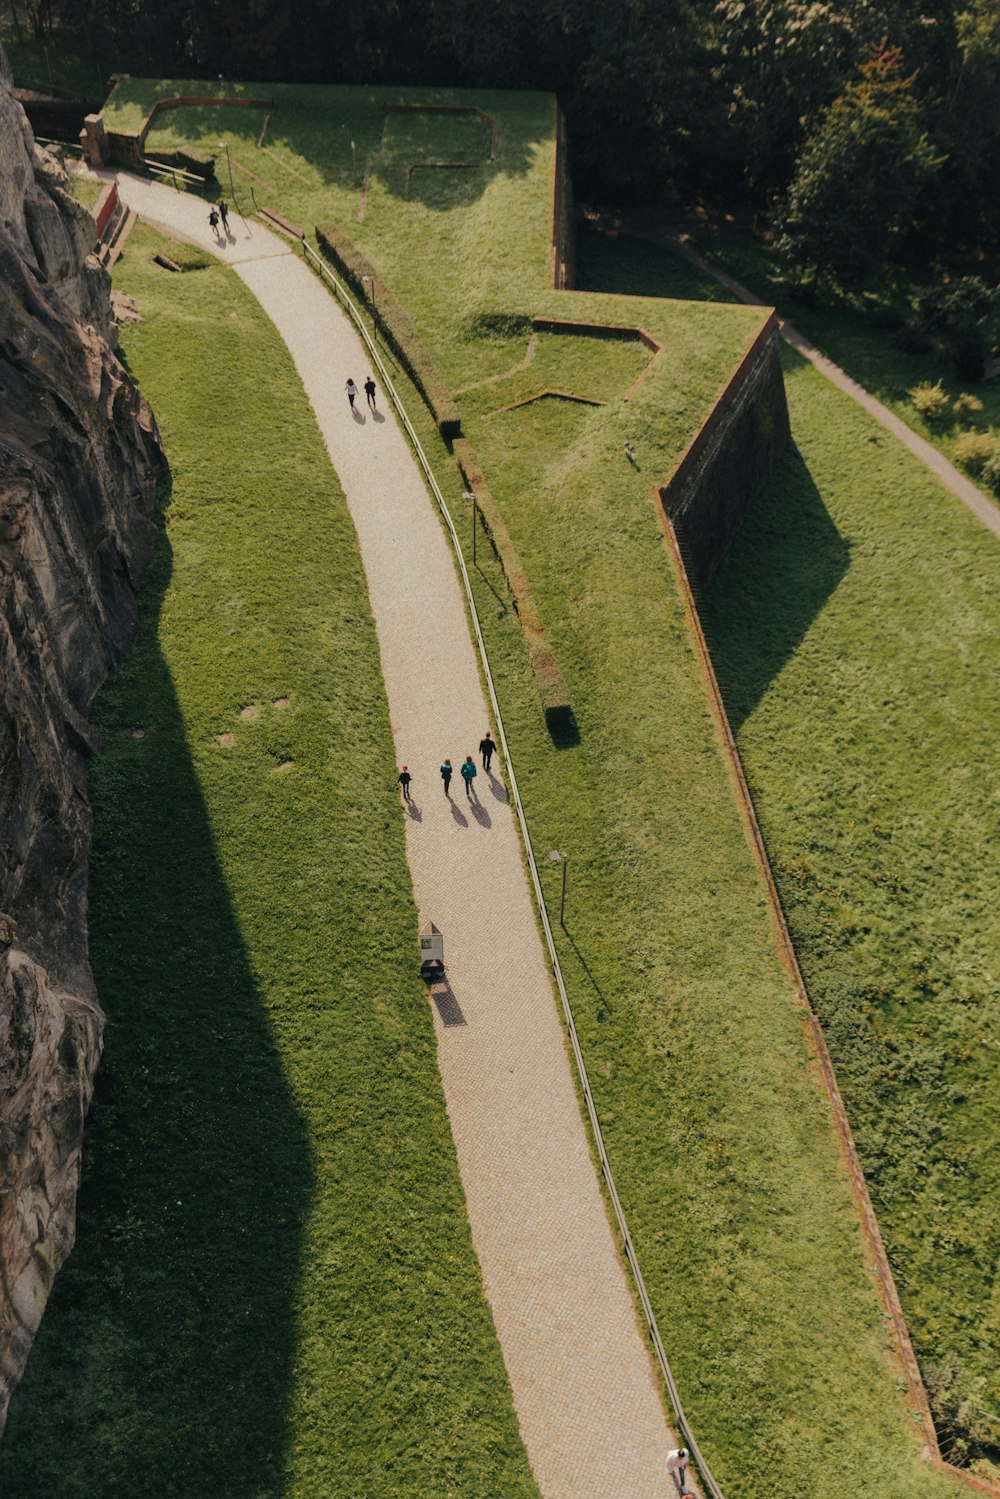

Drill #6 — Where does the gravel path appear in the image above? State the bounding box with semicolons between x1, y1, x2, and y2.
115;177;679;1498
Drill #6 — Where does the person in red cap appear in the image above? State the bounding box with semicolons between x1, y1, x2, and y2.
397;765;412;801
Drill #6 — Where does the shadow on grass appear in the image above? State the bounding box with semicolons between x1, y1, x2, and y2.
0;526;313;1499
701;441;851;732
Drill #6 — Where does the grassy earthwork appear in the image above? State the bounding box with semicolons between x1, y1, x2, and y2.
6;76;993;1496
0;220;538;1498
579;226;1000;1479
700;343;1000;1479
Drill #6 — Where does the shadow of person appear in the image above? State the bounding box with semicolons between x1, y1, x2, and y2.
449;801;468;827
352;407;366;424
487;771;508;804
371;409;386;424
406;800;422;822
469;799;492;828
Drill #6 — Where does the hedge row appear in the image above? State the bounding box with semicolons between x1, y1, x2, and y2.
315;221;461;441
453;438;572;734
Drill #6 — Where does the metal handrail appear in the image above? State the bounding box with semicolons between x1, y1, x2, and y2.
299;235;727;1499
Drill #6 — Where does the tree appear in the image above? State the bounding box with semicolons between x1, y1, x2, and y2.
777;40;944;282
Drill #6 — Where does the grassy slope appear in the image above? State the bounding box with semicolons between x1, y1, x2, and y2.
701;345;1000;1470
0;223;537;1499
446;333;956;1499
326;222;960;1493
59;81;978;1491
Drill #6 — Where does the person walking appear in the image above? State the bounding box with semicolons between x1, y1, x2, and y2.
479;731;496;772
460;756;477;799
346;378;358;411
440;758;453;796
666;1447;689;1495
208;205;222;241
397;765;412;801
218;199;230;233
364;375;377;411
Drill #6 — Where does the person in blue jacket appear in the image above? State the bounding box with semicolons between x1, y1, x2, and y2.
460;756;477;799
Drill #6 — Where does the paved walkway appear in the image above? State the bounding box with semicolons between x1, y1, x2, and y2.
114;177;679;1497
622;215;1000;545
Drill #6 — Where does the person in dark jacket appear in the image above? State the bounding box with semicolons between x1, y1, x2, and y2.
397;765;412;800
440;759;453;796
479;732;496;771
460;756;477;799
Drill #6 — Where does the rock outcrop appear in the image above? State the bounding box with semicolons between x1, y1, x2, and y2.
0;57;166;1428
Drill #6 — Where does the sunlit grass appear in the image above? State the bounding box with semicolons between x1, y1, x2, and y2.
0;222;537;1499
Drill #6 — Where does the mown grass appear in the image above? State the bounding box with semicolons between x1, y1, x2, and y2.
70;171;105;212
0;222;537;1498
448;368;958;1499
701;344;1000;1478
27;78;980;1490
323;235;963;1495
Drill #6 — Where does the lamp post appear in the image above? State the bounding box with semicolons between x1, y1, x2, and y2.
549;850;568;926
361;274;377;343
462;491;477;564
351;137;357;182
217;140;235;200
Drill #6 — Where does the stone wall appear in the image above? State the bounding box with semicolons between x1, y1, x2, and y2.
0;61;166;1429
658;315;790;592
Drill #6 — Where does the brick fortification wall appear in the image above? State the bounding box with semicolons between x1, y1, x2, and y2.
659;314;789;591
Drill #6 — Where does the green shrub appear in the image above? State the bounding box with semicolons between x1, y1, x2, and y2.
982;454;1000;497
907;379;949;423
954;428;998;474
953;392;984;421
315;222;461;441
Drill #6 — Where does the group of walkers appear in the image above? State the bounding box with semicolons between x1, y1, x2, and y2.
398;733;497;804
346;376;378;413
207;200;231;240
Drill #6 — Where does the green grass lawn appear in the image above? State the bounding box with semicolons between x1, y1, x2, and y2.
17;77;986;1492
324;233;963;1496
701;344;1000;1479
69;170;105;211
0;222;537;1499
450;393;958;1499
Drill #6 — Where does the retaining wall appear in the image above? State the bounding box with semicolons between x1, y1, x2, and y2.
658;314;789;592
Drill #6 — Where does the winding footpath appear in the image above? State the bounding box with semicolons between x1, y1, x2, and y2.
113;176;679;1498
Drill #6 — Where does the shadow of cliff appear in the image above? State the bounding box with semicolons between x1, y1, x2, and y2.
0;517;314;1498
699;441;851;733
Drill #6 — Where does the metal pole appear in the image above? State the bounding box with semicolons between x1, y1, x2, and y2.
463;492;476;564
560;857;567;926
218;141;235;200
351;138;356;182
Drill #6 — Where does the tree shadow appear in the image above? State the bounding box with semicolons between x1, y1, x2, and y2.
700;441;851;733
0;524;313;1498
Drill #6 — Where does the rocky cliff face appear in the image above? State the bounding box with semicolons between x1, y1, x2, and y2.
0;64;166;1427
